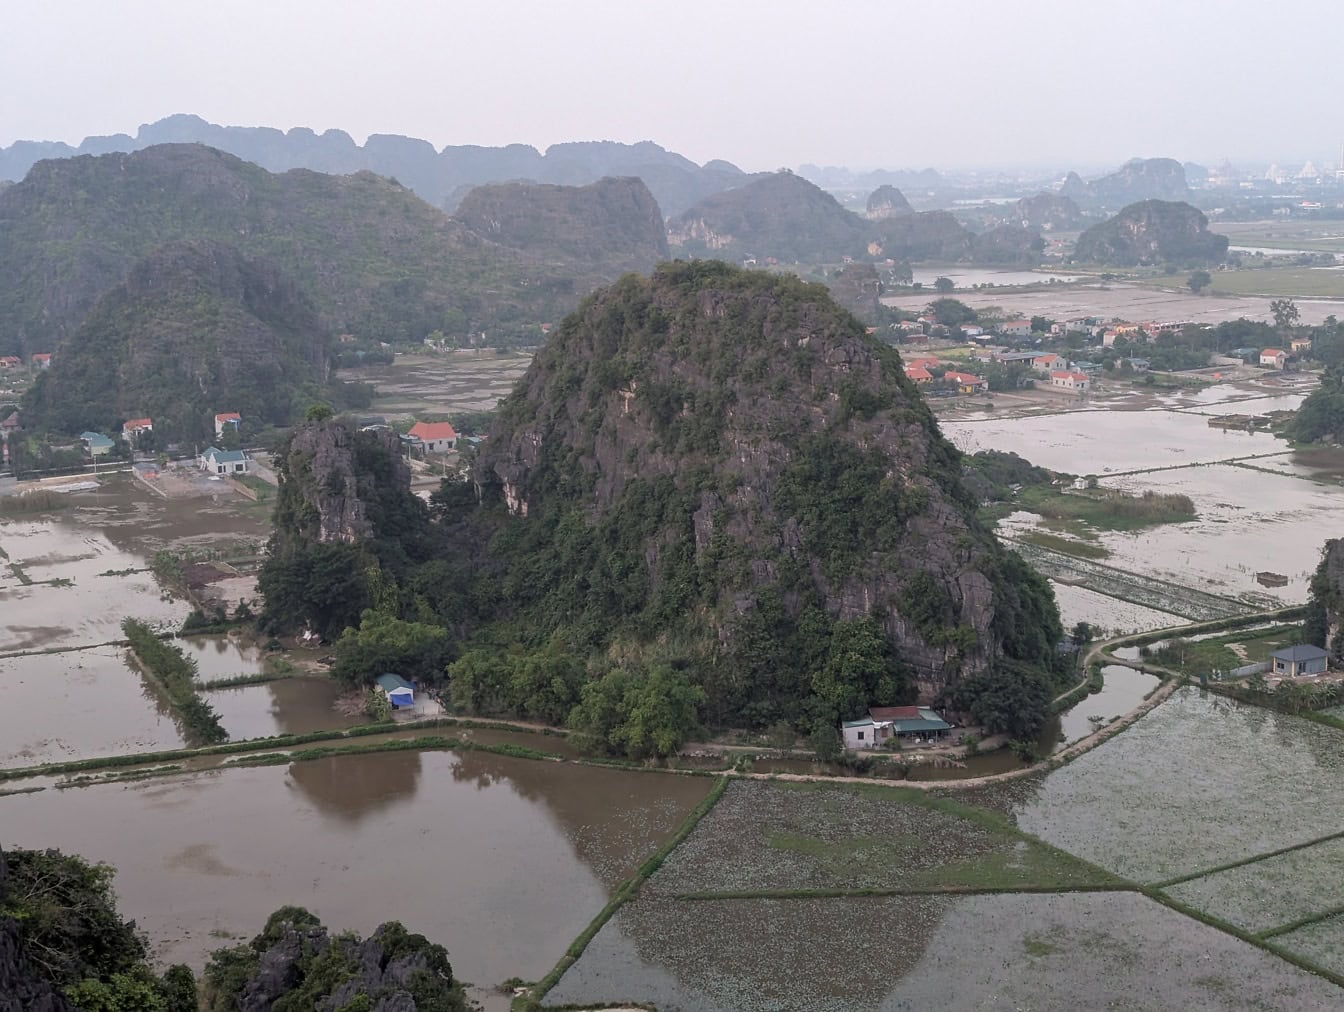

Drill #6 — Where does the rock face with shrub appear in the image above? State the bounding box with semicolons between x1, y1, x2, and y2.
1073;200;1228;266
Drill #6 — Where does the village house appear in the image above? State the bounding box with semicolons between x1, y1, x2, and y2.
943;370;988;394
1271;645;1329;678
905;356;941;371
0;356;20;369
1126;358;1151;371
0;412;21;437
376;673;416;709
30;352;52;369
960;325;984;338
1102;330;1120;348
1260;348;1288;369
122;417;153;440
904;365;933;384
407;420;458;453
198;446;251;475
214;412;242;438
79;431;115;457
1050;370;1090;393
1031;352;1062;373
998;319;1032;338
1290;336;1313;354
841;705;954;750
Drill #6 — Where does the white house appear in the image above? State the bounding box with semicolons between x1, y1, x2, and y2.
199;446;251;475
408;421;458;453
214;412;241;438
1260;348;1288;369
998;319;1033;338
1050;370;1090;392
841;706;954;750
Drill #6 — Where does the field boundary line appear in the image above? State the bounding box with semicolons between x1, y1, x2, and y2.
1151;827;1344;889
670;884;1138;901
519;775;729;1011
1258;904;1344;941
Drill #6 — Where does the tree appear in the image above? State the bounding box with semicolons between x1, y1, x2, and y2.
568;664;704;758
1071;621;1094;645
1271;298;1300;330
925;297;977;328
1188;270;1212;294
809;721;843;761
304;403;333;422
933;276;955;294
887;262;913;286
331;610;451;686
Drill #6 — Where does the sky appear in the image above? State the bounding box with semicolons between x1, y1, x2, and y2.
3;0;1341;173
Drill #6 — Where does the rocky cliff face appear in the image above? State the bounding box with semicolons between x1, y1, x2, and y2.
971;224;1043;266
1307;539;1344;659
865;184;914;219
452;176;670;277
23;240;332;438
275;421;411;545
1073;200;1228;266
0;847;75;1012
476;262;1061;703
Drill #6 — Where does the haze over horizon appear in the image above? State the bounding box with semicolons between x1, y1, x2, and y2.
4;0;1342;174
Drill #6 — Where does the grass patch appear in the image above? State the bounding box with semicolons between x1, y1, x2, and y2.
197;672;286;690
1014;484;1196;532
123;618;228;744
1147;624;1303;677
1140;266;1344;299
1017;530;1110;560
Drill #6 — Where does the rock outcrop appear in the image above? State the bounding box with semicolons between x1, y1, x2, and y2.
1013;192;1085;231
1307;539;1344;659
1061;157;1191;210
452;176;670;277
1073;200;1228;266
865;184;914;219
475;262;1062;705
276;421;411;545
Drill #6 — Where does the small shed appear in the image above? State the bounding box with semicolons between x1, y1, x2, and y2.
1270;645;1329;678
376;673;416;709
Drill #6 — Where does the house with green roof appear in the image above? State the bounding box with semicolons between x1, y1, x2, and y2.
79;431;115;457
198;445;252;476
375;673;416;709
841;705;954;751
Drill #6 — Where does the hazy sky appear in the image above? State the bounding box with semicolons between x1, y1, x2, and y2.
4;0;1340;172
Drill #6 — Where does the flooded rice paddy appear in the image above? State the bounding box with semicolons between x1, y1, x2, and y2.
1054;665;1160;746
1011;687;1344;882
0;750;711;989
547;891;1341;1011
345;350;533;418
202;678;359;739
1048;581;1182;635
0;645;185;765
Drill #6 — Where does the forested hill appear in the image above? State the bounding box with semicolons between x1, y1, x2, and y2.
451;176;670;276
0;113;753;216
0;143;595;355
260;262;1068;750
23;241;337;440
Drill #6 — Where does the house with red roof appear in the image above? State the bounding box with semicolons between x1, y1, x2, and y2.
214;412;242;438
1050;370;1090;392
122;417;153;439
1260;348;1288;369
841;705;954;750
904;365;933;384
943;370;987;394
30;352;52;369
1031;352;1062;373
0;356;21;369
407;420;457;453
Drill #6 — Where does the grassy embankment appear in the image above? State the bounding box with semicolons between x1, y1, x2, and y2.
121;618;229;744
1142;625;1302;678
986;484;1196;560
1139;267;1344;299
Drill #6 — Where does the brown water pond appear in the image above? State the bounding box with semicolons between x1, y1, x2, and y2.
0;750;712;992
0;646;186;766
202;678;361;739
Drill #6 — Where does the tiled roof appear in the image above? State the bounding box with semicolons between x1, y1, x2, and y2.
409;421;457;441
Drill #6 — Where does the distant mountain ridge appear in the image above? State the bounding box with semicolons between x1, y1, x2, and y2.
0;114;756;216
1060;157;1190;210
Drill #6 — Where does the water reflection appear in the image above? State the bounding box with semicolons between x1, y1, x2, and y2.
287;749;424;822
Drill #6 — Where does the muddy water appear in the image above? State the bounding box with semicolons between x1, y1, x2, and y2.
0;477;270;652
1098;464;1342;603
944;408;1284;474
1054;665;1160;747
0;646;186;766
203;678;360;739
0;751;712;988
180;636;267;680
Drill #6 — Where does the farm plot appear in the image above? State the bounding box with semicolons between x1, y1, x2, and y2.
1274;915;1344;979
645;781;1113;896
545;891;1344;1011
1011;687;1344;882
1163;835;1344;934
